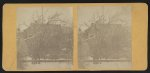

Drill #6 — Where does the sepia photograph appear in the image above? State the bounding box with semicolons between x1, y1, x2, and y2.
17;7;73;70
78;6;132;69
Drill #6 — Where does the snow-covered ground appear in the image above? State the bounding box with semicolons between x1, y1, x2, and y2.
22;61;131;70
79;61;131;69
23;62;72;70
22;57;131;70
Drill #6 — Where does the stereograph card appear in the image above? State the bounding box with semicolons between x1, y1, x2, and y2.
2;3;148;71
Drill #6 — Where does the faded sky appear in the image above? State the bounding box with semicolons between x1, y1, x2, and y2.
17;7;73;31
78;6;131;31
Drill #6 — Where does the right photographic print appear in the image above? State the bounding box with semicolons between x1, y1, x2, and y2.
78;6;132;69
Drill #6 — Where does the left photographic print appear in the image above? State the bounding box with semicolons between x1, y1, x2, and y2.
17;7;73;70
